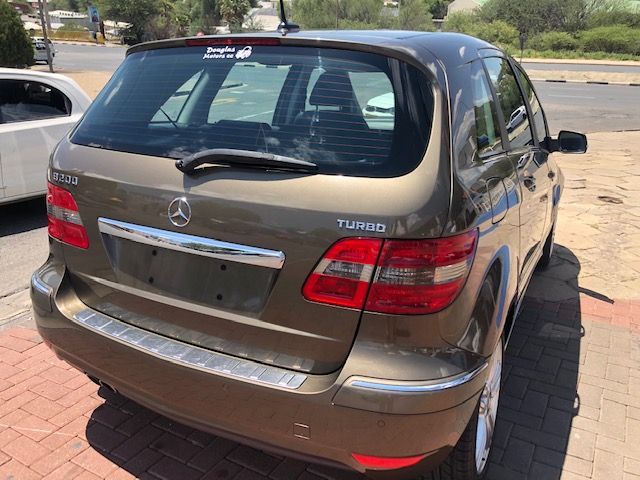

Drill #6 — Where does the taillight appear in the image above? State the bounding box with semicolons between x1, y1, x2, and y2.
46;182;89;249
302;231;477;314
302;238;382;309
351;452;427;470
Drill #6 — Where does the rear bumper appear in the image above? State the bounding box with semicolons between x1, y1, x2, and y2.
31;260;486;478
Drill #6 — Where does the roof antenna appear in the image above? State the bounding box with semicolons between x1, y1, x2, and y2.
277;0;299;35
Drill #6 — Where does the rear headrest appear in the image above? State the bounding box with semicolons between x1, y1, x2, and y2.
309;71;356;108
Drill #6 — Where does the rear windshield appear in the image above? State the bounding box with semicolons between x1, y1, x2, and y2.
71;44;434;177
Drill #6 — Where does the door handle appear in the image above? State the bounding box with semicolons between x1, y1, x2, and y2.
523;176;536;192
548;170;556;180
517;154;530;169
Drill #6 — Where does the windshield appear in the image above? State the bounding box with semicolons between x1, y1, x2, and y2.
71;44;433;177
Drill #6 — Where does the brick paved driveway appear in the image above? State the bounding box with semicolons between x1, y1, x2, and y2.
0;280;639;479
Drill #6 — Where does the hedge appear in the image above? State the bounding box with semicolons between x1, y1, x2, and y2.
580;25;640;56
529;31;578;52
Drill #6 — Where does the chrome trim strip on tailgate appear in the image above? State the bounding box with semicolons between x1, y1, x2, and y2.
72;307;307;389
97;217;285;270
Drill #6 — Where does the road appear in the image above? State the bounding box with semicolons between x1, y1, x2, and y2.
533;81;640;133
52;43;125;72
523;61;640;73
51;43;640;74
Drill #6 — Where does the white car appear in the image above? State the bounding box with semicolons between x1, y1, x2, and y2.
506;105;527;132
362;91;395;118
0;69;91;205
32;37;56;64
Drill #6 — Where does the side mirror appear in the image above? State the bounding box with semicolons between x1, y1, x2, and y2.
547;130;588;154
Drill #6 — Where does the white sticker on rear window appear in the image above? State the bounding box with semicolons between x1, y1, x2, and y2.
202;45;252;60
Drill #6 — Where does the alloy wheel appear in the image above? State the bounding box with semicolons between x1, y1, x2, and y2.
475;339;503;474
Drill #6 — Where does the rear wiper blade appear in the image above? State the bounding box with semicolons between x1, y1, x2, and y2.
175;149;318;174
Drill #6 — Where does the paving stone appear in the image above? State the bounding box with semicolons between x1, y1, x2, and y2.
530;461;562;480
148;456;201;480
501;437;535;473
151;431;201;463
522;390;550;417
503;374;529;400
189;436;238;472
227;445;281;476
625;457;640;476
85;419;128;453
201;459;243;480
269;458;307;480
543;408;574;438
567;428;597;462
122;448;164;476
70;447;119;478
112;425;163;461
593;449;624;479
563;455;594;477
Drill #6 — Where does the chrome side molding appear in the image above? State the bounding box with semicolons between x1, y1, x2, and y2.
97;217;285;269
347;362;488;393
72;307;307;390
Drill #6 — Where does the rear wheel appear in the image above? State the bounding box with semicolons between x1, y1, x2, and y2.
424;338;503;480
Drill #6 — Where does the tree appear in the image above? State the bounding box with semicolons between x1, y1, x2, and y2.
423;0;451;19
197;0;220;33
398;0;433;30
219;0;250;32
0;0;34;68
479;0;611;34
100;0;161;42
291;0;385;29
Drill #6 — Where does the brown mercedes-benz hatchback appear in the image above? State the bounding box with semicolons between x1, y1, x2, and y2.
32;30;586;479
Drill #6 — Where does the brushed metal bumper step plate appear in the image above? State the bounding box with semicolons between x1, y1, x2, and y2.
72;307;307;390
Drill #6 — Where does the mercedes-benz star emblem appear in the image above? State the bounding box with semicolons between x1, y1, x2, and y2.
168;197;191;227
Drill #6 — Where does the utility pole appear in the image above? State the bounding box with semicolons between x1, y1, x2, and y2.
37;0;54;72
336;0;339;29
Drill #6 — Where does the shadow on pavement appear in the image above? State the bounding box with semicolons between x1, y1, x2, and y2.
0;197;47;237
85;244;583;480
488;244;583;479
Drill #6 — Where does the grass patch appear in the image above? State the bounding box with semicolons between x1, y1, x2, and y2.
504;47;640;62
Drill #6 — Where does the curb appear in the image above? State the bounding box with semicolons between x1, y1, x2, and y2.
51;40;123;48
532;78;640;87
522;58;640;67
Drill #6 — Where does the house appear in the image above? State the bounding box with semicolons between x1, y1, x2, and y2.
244;2;281;31
447;0;488;15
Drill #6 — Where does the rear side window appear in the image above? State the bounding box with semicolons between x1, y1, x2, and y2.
71;45;433;178
470;62;502;156
483;57;533;149
514;65;548;145
0;79;71;124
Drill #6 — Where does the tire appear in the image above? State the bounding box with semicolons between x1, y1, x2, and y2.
538;220;556;269
422;338;503;480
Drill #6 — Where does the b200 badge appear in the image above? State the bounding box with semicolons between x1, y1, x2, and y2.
51;171;78;186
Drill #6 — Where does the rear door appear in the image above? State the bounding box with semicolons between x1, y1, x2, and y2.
482;56;552;286
512;62;557;228
57;43;434;375
0;78;79;201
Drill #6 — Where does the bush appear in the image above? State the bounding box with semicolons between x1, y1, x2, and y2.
580;25;640;55
444;13;518;48
57;23;87;32
49;30;93;41
0;0;34;68
587;10;640;29
529;31;579;51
